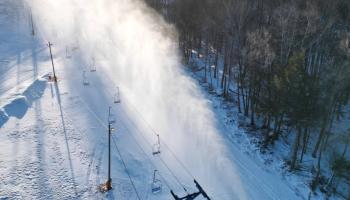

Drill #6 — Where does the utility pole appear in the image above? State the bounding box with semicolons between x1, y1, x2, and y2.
47;42;57;82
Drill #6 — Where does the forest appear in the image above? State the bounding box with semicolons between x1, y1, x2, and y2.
144;0;350;198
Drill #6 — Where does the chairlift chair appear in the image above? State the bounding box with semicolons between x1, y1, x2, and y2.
66;46;71;59
83;71;89;85
71;41;79;51
152;134;161;155
109;114;116;125
151;170;162;194
108;113;116;124
114;87;121;103
90;57;96;72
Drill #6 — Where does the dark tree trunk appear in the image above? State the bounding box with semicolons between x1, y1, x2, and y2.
290;126;302;170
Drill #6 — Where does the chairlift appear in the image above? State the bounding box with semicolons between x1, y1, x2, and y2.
108;112;116;124
71;41;79;51
83;71;89;85
109;114;116;124
66;46;71;59
114;87;121;104
90;57;96;72
152;134;161;155
151;170;162;194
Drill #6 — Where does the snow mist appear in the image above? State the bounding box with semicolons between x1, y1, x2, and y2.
26;0;247;198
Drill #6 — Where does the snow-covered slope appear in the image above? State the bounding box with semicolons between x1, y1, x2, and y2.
1;0;305;199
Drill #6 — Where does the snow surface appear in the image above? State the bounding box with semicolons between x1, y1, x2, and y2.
0;0;309;199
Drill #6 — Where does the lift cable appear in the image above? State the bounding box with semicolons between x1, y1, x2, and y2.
109;102;190;198
98;84;193;195
108;103;190;198
78;90;177;197
116;105;190;195
111;136;141;200
77;97;142;199
115;112;173;191
119;99;213;199
122;100;196;180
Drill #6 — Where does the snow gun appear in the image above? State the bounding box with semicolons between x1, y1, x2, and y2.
170;179;211;200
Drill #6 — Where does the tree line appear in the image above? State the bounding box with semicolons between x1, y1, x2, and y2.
145;0;350;198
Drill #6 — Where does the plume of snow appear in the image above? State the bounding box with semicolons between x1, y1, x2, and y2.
26;0;247;198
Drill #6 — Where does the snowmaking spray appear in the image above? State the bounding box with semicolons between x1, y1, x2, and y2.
25;0;248;199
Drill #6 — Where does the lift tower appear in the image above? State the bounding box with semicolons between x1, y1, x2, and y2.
47;42;57;82
101;107;115;192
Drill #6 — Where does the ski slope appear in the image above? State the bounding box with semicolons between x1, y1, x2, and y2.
1;0;305;199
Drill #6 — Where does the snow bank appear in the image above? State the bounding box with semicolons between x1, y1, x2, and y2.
23;78;47;103
0;108;8;126
3;96;29;119
0;77;46;128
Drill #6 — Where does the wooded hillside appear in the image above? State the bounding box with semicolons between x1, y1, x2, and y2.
145;0;350;198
